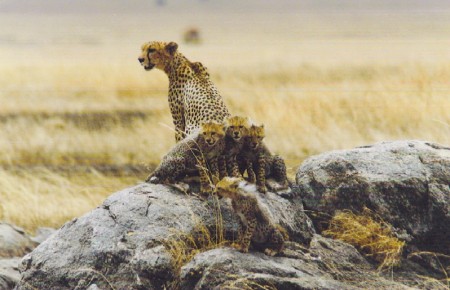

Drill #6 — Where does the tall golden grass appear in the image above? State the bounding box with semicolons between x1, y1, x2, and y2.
0;168;136;232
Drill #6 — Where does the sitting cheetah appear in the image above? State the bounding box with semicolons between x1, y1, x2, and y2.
146;121;226;194
238;124;289;193
138;41;230;142
216;177;286;256
219;116;251;179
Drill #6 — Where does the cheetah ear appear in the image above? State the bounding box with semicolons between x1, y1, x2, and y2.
165;42;178;56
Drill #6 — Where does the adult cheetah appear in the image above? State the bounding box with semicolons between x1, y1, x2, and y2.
138;41;230;141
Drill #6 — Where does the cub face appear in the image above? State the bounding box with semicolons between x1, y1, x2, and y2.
225;116;250;141
216;177;242;199
138;41;178;71
200;121;225;146
247;124;265;150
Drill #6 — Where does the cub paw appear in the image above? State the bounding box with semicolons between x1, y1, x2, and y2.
239;246;249;253
257;184;267;194
264;248;279;256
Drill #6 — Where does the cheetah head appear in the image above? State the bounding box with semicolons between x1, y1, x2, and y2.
138;41;178;71
200;121;225;147
247;124;265;150
225;116;250;141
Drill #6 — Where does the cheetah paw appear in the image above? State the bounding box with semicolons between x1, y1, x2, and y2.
264;248;279;256
257;185;267;194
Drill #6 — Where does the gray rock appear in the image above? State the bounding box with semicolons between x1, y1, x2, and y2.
296;140;450;255
0;224;37;258
16;183;314;289
180;235;410;290
0;258;21;290
29;227;55;245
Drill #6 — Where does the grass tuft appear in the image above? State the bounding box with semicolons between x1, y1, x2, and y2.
323;208;405;271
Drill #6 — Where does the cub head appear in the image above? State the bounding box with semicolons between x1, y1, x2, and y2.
247;124;265;150
138;41;178;71
225;116;250;141
199;121;225;146
216;177;243;199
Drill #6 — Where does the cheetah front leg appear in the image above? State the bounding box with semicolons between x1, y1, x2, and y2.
209;157;221;185
196;155;214;196
246;159;256;183
238;216;257;253
227;155;241;178
256;154;267;193
218;156;227;179
168;92;185;142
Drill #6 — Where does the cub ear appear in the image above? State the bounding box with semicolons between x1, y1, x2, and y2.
165;42;178;55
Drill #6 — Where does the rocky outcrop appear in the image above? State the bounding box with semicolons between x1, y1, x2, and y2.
12;140;449;289
0;224;55;289
296;140;450;255
0;224;37;258
15;183;314;289
180;235;412;290
0;258;21;290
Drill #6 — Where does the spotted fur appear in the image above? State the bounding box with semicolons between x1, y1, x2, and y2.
238;124;289;193
139;41;230;142
216;177;286;255
146;121;226;195
219;116;251;179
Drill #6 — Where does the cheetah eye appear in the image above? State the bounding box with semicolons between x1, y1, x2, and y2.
211;132;216;136
148;48;156;53
239;126;243;129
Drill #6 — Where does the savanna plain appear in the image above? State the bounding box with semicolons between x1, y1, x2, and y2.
0;2;449;233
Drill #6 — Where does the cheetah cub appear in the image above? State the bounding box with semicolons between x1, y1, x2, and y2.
146;121;225;194
239;124;289;193
219;116;251;179
216;177;286;256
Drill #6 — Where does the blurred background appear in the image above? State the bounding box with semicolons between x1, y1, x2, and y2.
0;0;449;232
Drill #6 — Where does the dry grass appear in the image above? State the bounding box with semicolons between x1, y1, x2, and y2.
323;208;405;271
0;168;136;233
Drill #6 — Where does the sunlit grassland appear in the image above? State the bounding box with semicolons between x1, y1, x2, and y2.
1;53;449;232
0;168;137;231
